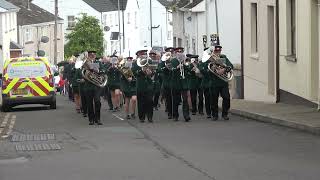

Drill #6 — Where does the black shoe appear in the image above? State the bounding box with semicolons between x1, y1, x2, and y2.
192;112;196;115
168;115;172;119
199;112;204;115
185;117;191;122
222;115;229;120
89;122;94;125
154;107;158;111
207;115;211;119
140;120;145;123
112;107;119;112
131;114;136;119
212;116;218;121
96;121;103;125
83;114;87;117
148;119;153;123
126;115;131;120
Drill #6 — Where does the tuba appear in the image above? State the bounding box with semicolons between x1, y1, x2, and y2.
206;51;234;82
118;58;134;80
80;52;108;87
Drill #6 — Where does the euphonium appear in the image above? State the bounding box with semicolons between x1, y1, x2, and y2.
118;59;134;80
81;53;108;87
207;56;234;82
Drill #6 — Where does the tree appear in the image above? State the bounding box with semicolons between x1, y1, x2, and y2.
64;14;103;58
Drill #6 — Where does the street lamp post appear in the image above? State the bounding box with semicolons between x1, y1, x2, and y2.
150;0;153;47
54;0;58;64
118;0;122;54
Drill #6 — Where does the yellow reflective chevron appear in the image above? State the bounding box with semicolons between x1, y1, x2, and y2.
25;78;46;96
36;77;54;91
3;78;19;94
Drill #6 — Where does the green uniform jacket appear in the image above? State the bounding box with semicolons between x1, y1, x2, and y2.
211;54;234;87
158;61;171;89
120;75;136;94
199;61;212;89
83;60;104;91
153;68;162;93
188;63;201;90
170;58;183;90
70;68;82;88
181;64;192;90
106;66;121;88
134;60;154;92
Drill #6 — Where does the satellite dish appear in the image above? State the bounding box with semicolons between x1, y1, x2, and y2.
104;26;110;32
41;36;49;43
37;50;45;57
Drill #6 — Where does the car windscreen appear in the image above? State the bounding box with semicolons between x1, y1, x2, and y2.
7;61;47;78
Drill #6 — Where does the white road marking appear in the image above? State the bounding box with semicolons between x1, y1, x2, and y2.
2;115;16;138
0;113;11;128
0;113;11;135
112;114;124;121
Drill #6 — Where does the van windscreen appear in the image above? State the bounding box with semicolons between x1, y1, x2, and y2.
7;61;47;78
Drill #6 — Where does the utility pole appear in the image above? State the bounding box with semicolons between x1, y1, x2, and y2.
118;0;122;54
54;0;58;65
214;0;220;44
150;0;152;47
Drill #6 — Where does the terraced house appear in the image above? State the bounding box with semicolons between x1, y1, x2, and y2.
241;0;320;109
0;0;20;71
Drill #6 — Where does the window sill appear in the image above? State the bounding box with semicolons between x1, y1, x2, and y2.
285;55;297;62
25;41;34;45
250;53;259;60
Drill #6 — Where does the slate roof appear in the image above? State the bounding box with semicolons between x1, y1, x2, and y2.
7;0;63;26
82;0;128;12
10;41;23;50
0;0;19;10
156;0;203;9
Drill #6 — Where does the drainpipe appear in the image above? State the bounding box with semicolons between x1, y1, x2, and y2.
240;0;244;99
318;0;320;111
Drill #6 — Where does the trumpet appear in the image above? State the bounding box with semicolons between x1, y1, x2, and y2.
137;57;157;79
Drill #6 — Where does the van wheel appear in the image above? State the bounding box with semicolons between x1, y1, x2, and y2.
50;101;56;109
1;105;10;112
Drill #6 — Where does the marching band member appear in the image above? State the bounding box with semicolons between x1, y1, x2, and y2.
101;56;114;110
120;57;137;119
149;50;161;111
199;47;213;119
70;54;82;113
107;55;122;112
169;47;184;121
134;50;154;123
177;48;191;122
187;54;204;115
159;47;175;119
210;45;233;120
83;50;104;125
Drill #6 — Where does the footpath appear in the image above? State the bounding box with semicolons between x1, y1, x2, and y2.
227;99;320;135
